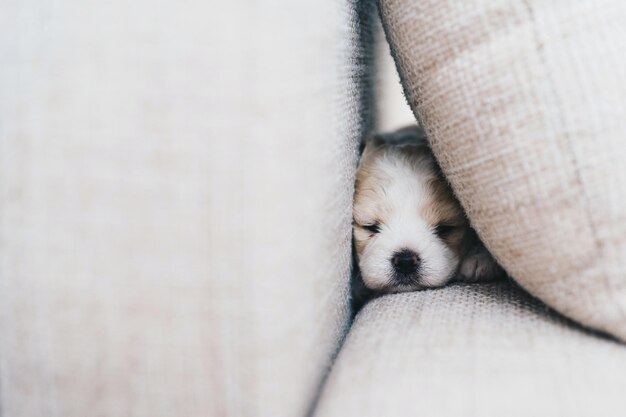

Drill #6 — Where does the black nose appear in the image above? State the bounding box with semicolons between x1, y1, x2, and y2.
392;249;420;274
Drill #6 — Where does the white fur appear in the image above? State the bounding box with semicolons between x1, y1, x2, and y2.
354;144;459;292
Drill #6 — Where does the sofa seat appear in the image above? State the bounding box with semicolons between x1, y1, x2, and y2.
314;282;626;417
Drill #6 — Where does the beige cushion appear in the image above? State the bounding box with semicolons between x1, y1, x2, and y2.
0;1;373;416
378;0;626;341
314;282;626;417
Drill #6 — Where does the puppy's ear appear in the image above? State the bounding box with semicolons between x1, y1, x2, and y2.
358;133;385;157
384;125;428;147
358;124;427;159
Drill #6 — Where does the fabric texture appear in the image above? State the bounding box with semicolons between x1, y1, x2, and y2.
314;282;626;417
379;0;626;341
0;1;375;416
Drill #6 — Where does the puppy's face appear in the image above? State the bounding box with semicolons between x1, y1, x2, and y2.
353;129;471;292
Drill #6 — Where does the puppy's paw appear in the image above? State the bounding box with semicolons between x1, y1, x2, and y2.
458;247;505;283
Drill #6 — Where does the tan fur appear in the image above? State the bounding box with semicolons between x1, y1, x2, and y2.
355;134;469;257
353;125;503;292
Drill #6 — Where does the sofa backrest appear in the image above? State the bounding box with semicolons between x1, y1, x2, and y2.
0;1;375;415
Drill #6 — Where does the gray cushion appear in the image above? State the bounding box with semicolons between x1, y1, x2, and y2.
0;1;374;416
315;282;626;417
379;0;626;341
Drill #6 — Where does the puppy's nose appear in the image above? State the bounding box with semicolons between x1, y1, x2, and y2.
392;249;420;274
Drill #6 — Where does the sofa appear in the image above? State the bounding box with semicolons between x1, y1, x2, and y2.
2;0;626;416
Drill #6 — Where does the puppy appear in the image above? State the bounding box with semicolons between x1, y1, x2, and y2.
353;125;504;293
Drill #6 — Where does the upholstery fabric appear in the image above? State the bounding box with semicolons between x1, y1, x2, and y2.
314;282;626;417
378;0;626;341
0;1;375;416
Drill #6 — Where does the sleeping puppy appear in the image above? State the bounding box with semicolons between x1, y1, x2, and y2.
353;125;504;293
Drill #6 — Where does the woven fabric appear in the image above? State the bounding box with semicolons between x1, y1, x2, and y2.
314;282;626;417
0;1;375;416
378;0;626;341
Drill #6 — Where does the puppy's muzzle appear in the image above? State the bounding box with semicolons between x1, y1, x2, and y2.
391;249;420;275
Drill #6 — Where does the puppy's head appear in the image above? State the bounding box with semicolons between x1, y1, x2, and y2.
353;126;471;292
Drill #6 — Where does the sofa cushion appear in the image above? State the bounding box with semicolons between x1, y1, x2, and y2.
314;282;626;417
378;0;626;341
0;1;375;416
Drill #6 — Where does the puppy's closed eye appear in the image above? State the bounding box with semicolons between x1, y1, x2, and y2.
362;222;381;234
434;223;458;238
